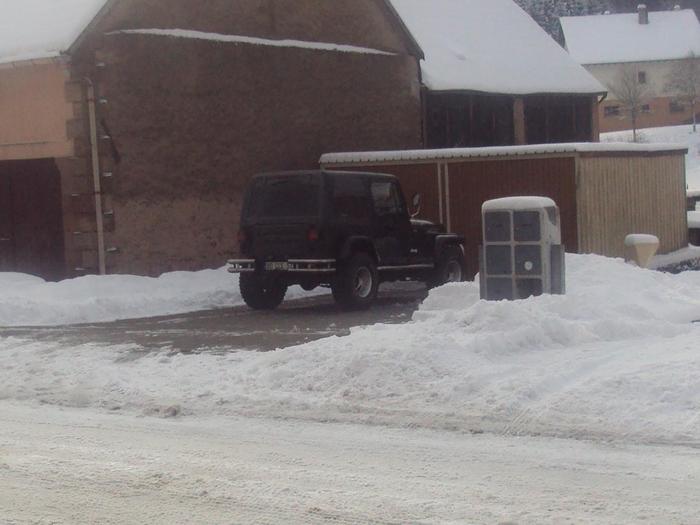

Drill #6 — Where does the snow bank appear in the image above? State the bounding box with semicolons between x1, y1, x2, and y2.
2;254;700;445
651;244;700;269
0;268;315;326
602;124;700;190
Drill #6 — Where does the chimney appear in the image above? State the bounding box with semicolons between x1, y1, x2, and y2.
638;4;649;24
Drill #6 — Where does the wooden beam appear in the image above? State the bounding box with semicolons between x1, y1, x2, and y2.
590;96;601;142
513;97;526;145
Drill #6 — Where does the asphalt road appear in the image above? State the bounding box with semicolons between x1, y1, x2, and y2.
0;285;427;353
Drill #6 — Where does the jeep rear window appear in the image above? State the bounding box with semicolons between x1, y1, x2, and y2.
332;177;370;222
246;174;321;219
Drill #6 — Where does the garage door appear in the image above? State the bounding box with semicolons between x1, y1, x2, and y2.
0;159;66;281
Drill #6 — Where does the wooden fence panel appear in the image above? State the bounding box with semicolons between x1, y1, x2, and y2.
447;157;578;277
577;155;688;256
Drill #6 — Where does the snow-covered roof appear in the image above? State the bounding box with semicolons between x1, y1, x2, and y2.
388;0;605;95
561;9;700;66
483;196;556;212
0;0;108;65
321;142;688;166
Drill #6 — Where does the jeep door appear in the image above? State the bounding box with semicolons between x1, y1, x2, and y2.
370;180;411;266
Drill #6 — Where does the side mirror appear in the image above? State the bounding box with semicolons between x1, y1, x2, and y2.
411;193;422;218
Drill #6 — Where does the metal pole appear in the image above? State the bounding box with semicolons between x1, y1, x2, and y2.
85;78;107;275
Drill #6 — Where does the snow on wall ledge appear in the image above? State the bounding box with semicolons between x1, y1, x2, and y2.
107;29;396;56
320;142;688;166
1;254;699;445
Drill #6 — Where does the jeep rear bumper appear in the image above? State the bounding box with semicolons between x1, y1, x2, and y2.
227;259;336;274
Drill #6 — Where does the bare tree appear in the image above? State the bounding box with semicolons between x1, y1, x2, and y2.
666;52;700;132
609;65;651;142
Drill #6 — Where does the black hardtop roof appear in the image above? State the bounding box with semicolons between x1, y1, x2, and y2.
252;170;397;181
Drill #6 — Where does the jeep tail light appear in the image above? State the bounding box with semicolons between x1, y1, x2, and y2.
307;226;319;242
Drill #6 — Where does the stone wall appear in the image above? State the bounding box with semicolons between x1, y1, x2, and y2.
71;0;423;275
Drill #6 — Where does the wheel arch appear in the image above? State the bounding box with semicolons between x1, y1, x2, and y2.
434;234;465;258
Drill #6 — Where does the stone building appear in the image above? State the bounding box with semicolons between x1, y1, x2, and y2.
0;0;423;278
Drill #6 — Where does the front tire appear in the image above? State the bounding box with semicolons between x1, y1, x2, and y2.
332;253;379;310
429;246;466;289
240;273;287;310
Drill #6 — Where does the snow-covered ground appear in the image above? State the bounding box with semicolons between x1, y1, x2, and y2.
2;254;699;445
0;268;319;326
2;253;700;522
602;124;700;190
3;401;699;525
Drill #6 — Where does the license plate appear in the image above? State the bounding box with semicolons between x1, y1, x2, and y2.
265;261;289;271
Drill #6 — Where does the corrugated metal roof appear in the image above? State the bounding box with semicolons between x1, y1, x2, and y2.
321;142;688;165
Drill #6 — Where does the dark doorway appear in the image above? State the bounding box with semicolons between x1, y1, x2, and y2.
0;159;66;281
524;95;593;144
426;93;515;149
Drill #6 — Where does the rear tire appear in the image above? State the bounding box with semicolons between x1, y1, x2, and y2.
240;273;287;310
429;246;466;289
332;253;379;310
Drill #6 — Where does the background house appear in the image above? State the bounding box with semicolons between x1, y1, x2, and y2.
0;0;424;279
390;0;606;148
561;6;700;133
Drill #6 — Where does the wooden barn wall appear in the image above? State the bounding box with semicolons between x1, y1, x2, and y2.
325;156;579;278
446;157;578;277
577;154;688;257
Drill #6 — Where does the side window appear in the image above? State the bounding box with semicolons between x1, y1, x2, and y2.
371;182;402;217
333;178;369;222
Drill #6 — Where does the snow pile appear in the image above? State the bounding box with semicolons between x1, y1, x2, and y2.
602;124;700;190
0;268;315;326
2;254;700;445
389;0;604;95
0;0;108;64
651;245;700;269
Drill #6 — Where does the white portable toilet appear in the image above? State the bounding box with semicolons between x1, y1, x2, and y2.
479;196;565;301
